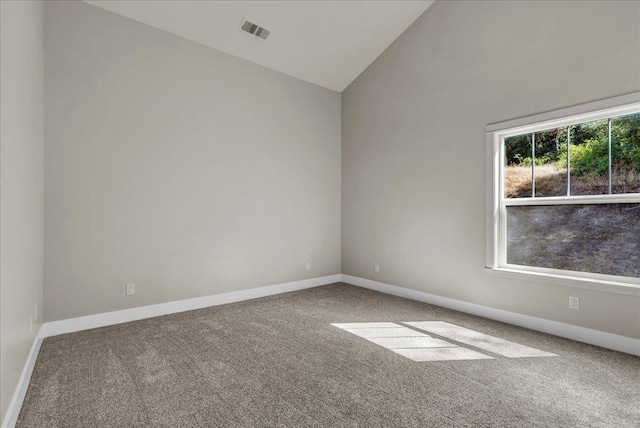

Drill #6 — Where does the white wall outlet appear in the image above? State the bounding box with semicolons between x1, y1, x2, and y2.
569;296;579;310
126;283;135;296
29;315;33;333
305;262;311;271
374;264;380;273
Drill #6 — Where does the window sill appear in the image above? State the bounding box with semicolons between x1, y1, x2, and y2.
485;267;640;296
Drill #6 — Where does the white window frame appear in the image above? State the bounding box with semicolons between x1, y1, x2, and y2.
485;92;640;296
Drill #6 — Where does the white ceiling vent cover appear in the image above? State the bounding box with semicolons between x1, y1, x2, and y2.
240;19;270;40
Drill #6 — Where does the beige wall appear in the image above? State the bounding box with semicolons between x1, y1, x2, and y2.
1;0;44;422
342;0;640;339
44;1;341;322
37;0;640;337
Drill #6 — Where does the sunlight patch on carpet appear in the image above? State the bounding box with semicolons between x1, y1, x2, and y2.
392;347;492;362
404;322;557;358
332;321;557;362
331;322;492;362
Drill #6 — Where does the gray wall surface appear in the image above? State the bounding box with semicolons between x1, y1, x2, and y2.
44;1;341;322
342;0;640;339
1;0;44;422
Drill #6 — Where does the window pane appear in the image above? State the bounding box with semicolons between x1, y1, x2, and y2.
506;203;640;278
534;128;568;197
504;135;532;198
611;113;640;194
569;119;609;195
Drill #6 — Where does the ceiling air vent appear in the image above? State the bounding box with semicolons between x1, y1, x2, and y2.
240;19;270;40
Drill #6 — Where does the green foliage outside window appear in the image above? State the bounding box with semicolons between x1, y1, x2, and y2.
505;113;640;178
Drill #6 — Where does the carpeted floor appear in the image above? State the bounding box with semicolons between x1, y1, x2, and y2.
16;283;640;427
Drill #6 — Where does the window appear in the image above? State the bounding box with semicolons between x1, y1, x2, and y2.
486;94;640;295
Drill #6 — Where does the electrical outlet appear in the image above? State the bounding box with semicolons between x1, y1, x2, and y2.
569;296;579;310
29;315;33;333
305;262;311;271
374;264;380;273
126;283;135;296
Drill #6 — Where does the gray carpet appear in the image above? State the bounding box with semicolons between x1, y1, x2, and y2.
16;283;640;427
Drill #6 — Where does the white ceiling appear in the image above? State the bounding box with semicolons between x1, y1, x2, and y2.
83;1;434;92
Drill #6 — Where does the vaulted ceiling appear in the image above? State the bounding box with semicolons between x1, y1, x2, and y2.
84;1;434;92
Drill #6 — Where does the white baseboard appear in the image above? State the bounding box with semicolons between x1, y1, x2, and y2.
341;274;640;356
39;274;342;339
2;332;43;428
